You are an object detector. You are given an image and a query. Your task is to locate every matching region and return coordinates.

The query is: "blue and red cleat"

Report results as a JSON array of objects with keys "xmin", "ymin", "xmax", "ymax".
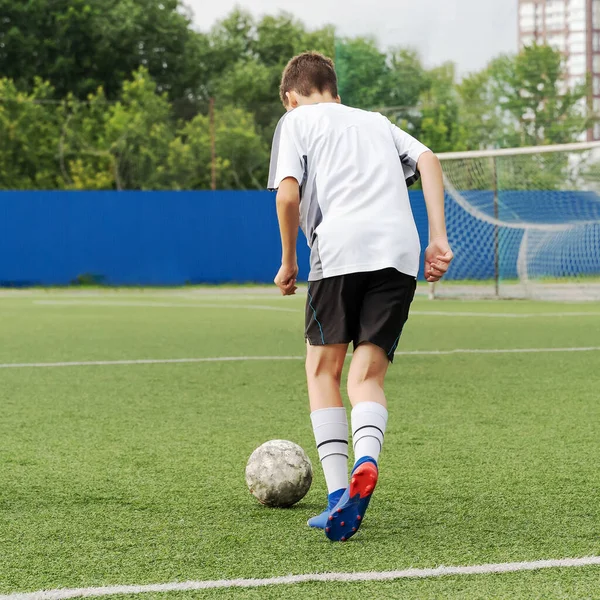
[
  {"xmin": 307, "ymin": 487, "xmax": 346, "ymax": 529},
  {"xmin": 324, "ymin": 456, "xmax": 378, "ymax": 542}
]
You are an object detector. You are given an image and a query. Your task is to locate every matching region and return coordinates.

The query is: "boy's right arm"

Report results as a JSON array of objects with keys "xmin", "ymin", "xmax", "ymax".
[
  {"xmin": 417, "ymin": 151, "xmax": 453, "ymax": 282},
  {"xmin": 267, "ymin": 114, "xmax": 305, "ymax": 295}
]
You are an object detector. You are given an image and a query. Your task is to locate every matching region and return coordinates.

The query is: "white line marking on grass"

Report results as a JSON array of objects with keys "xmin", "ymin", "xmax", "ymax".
[
  {"xmin": 3, "ymin": 556, "xmax": 600, "ymax": 600},
  {"xmin": 33, "ymin": 301, "xmax": 600, "ymax": 318},
  {"xmin": 0, "ymin": 356, "xmax": 305, "ymax": 369},
  {"xmin": 0, "ymin": 289, "xmax": 286, "ymax": 299},
  {"xmin": 411, "ymin": 310, "xmax": 600, "ymax": 318},
  {"xmin": 396, "ymin": 346, "xmax": 600, "ymax": 356},
  {"xmin": 1, "ymin": 347, "xmax": 599, "ymax": 369},
  {"xmin": 33, "ymin": 300, "xmax": 300, "ymax": 313}
]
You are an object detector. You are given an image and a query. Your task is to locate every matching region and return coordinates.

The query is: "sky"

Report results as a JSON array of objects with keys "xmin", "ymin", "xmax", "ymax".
[{"xmin": 186, "ymin": 0, "xmax": 518, "ymax": 76}]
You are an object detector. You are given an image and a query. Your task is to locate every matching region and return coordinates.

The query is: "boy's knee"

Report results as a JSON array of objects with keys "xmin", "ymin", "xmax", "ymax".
[
  {"xmin": 346, "ymin": 372, "xmax": 385, "ymax": 403},
  {"xmin": 305, "ymin": 360, "xmax": 343, "ymax": 384},
  {"xmin": 348, "ymin": 364, "xmax": 384, "ymax": 385},
  {"xmin": 347, "ymin": 372, "xmax": 371, "ymax": 396},
  {"xmin": 347, "ymin": 345, "xmax": 388, "ymax": 393},
  {"xmin": 305, "ymin": 348, "xmax": 344, "ymax": 383}
]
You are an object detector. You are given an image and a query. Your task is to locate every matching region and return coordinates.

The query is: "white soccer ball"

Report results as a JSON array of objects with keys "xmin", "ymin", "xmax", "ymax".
[{"xmin": 245, "ymin": 439, "xmax": 313, "ymax": 508}]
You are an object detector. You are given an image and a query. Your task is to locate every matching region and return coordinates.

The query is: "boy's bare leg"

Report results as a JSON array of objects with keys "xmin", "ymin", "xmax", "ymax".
[
  {"xmin": 325, "ymin": 343, "xmax": 389, "ymax": 542},
  {"xmin": 305, "ymin": 343, "xmax": 350, "ymax": 529},
  {"xmin": 347, "ymin": 342, "xmax": 389, "ymax": 410},
  {"xmin": 348, "ymin": 342, "xmax": 389, "ymax": 466},
  {"xmin": 306, "ymin": 343, "xmax": 347, "ymax": 410}
]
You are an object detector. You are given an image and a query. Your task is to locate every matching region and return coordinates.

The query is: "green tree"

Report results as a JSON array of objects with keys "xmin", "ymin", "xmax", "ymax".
[
  {"xmin": 213, "ymin": 58, "xmax": 278, "ymax": 136},
  {"xmin": 457, "ymin": 70, "xmax": 503, "ymax": 150},
  {"xmin": 206, "ymin": 9, "xmax": 255, "ymax": 78},
  {"xmin": 454, "ymin": 44, "xmax": 593, "ymax": 190},
  {"xmin": 4, "ymin": 6, "xmax": 595, "ymax": 192},
  {"xmin": 61, "ymin": 68, "xmax": 173, "ymax": 190},
  {"xmin": 385, "ymin": 60, "xmax": 466, "ymax": 154},
  {"xmin": 417, "ymin": 63, "xmax": 466, "ymax": 153},
  {"xmin": 0, "ymin": 78, "xmax": 63, "ymax": 189},
  {"xmin": 0, "ymin": 0, "xmax": 206, "ymax": 101},
  {"xmin": 459, "ymin": 44, "xmax": 591, "ymax": 150},
  {"xmin": 209, "ymin": 10, "xmax": 335, "ymax": 137},
  {"xmin": 384, "ymin": 49, "xmax": 430, "ymax": 112},
  {"xmin": 335, "ymin": 37, "xmax": 390, "ymax": 109},
  {"xmin": 156, "ymin": 107, "xmax": 269, "ymax": 190},
  {"xmin": 497, "ymin": 44, "xmax": 590, "ymax": 145},
  {"xmin": 254, "ymin": 14, "xmax": 318, "ymax": 67}
]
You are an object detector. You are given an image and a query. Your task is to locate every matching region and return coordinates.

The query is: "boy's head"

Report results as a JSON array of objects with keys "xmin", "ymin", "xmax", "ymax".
[{"xmin": 280, "ymin": 52, "xmax": 340, "ymax": 110}]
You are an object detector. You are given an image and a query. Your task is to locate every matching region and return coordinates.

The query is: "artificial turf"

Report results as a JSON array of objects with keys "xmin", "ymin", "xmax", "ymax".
[{"xmin": 1, "ymin": 289, "xmax": 599, "ymax": 599}]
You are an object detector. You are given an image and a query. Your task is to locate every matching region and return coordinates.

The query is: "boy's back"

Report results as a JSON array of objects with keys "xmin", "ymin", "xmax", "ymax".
[{"xmin": 268, "ymin": 102, "xmax": 429, "ymax": 281}]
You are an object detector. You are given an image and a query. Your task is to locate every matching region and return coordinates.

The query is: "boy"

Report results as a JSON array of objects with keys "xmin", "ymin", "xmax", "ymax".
[{"xmin": 267, "ymin": 52, "xmax": 453, "ymax": 542}]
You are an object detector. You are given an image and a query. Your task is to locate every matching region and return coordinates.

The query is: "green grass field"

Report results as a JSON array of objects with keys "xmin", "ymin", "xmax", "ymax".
[{"xmin": 1, "ymin": 289, "xmax": 600, "ymax": 599}]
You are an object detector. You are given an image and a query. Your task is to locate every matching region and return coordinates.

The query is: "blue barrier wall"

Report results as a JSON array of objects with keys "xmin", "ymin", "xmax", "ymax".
[
  {"xmin": 0, "ymin": 191, "xmax": 311, "ymax": 286},
  {"xmin": 0, "ymin": 191, "xmax": 432, "ymax": 286},
  {"xmin": 1, "ymin": 190, "xmax": 597, "ymax": 286}
]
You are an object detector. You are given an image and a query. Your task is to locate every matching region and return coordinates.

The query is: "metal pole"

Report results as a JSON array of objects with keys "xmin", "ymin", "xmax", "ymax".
[
  {"xmin": 586, "ymin": 0, "xmax": 594, "ymax": 141},
  {"xmin": 209, "ymin": 97, "xmax": 217, "ymax": 191},
  {"xmin": 491, "ymin": 156, "xmax": 500, "ymax": 297}
]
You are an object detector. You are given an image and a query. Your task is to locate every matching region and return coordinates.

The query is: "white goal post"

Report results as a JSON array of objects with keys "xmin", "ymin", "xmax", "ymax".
[{"xmin": 430, "ymin": 141, "xmax": 600, "ymax": 301}]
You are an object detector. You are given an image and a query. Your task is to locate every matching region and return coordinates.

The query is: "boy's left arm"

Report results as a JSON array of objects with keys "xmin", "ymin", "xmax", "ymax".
[
  {"xmin": 274, "ymin": 177, "xmax": 300, "ymax": 295},
  {"xmin": 387, "ymin": 119, "xmax": 453, "ymax": 281},
  {"xmin": 417, "ymin": 151, "xmax": 454, "ymax": 282}
]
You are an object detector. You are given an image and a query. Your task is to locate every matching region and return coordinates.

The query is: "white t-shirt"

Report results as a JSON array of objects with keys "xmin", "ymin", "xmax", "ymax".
[{"xmin": 267, "ymin": 103, "xmax": 430, "ymax": 281}]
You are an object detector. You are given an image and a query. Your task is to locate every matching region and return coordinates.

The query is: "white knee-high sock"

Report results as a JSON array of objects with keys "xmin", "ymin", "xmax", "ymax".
[
  {"xmin": 351, "ymin": 401, "xmax": 388, "ymax": 464},
  {"xmin": 310, "ymin": 407, "xmax": 349, "ymax": 494}
]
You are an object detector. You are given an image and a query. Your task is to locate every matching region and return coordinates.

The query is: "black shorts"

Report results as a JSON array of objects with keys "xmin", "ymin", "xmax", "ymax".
[{"xmin": 305, "ymin": 268, "xmax": 417, "ymax": 362}]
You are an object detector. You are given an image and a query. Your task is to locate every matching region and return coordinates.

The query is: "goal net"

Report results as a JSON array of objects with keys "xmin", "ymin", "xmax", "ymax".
[{"xmin": 431, "ymin": 141, "xmax": 600, "ymax": 301}]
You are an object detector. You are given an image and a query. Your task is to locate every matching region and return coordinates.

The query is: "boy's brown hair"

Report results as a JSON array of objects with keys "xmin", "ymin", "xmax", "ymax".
[{"xmin": 279, "ymin": 52, "xmax": 338, "ymax": 105}]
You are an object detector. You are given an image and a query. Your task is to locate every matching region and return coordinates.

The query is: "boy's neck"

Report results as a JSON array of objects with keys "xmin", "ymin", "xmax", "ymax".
[
  {"xmin": 296, "ymin": 92, "xmax": 340, "ymax": 107},
  {"xmin": 284, "ymin": 90, "xmax": 341, "ymax": 111},
  {"xmin": 304, "ymin": 92, "xmax": 337, "ymax": 103}
]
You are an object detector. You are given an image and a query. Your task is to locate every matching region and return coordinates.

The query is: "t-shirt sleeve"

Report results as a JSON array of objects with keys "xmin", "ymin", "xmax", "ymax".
[
  {"xmin": 388, "ymin": 121, "xmax": 431, "ymax": 187},
  {"xmin": 267, "ymin": 115, "xmax": 305, "ymax": 191}
]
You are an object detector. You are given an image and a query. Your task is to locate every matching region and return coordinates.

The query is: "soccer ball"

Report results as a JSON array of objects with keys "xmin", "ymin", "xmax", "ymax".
[{"xmin": 245, "ymin": 440, "xmax": 313, "ymax": 508}]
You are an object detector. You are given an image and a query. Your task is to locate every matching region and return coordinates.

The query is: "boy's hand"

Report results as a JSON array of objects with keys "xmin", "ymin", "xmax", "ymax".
[
  {"xmin": 274, "ymin": 262, "xmax": 299, "ymax": 295},
  {"xmin": 425, "ymin": 238, "xmax": 453, "ymax": 282}
]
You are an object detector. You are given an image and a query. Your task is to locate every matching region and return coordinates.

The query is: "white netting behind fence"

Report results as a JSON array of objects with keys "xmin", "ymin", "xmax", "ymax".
[{"xmin": 433, "ymin": 142, "xmax": 600, "ymax": 301}]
